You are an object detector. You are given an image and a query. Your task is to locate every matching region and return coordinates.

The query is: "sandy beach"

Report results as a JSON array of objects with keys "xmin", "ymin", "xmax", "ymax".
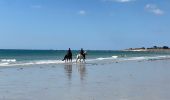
[
  {"xmin": 1, "ymin": 0, "xmax": 170, "ymax": 99},
  {"xmin": 0, "ymin": 60, "xmax": 170, "ymax": 100}
]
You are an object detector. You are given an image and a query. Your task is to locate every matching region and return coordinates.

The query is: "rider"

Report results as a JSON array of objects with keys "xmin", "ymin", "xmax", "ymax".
[
  {"xmin": 80, "ymin": 48, "xmax": 85, "ymax": 59},
  {"xmin": 67, "ymin": 48, "xmax": 72, "ymax": 60},
  {"xmin": 67, "ymin": 48, "xmax": 72, "ymax": 55},
  {"xmin": 62, "ymin": 48, "xmax": 72, "ymax": 61}
]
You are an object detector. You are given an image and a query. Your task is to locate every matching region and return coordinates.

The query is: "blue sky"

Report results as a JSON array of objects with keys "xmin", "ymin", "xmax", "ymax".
[{"xmin": 0, "ymin": 0, "xmax": 170, "ymax": 50}]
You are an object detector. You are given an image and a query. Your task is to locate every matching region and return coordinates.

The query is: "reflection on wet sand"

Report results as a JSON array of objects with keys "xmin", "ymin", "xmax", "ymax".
[
  {"xmin": 64, "ymin": 63, "xmax": 72, "ymax": 80},
  {"xmin": 64, "ymin": 63, "xmax": 87, "ymax": 81},
  {"xmin": 1, "ymin": 61, "xmax": 170, "ymax": 100},
  {"xmin": 76, "ymin": 63, "xmax": 86, "ymax": 81}
]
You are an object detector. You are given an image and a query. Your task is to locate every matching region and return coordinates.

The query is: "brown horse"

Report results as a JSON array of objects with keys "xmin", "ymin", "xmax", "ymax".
[{"xmin": 62, "ymin": 54, "xmax": 72, "ymax": 62}]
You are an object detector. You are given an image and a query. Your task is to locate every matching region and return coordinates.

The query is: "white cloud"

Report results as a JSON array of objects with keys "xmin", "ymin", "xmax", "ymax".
[
  {"xmin": 78, "ymin": 10, "xmax": 86, "ymax": 15},
  {"xmin": 103, "ymin": 0, "xmax": 135, "ymax": 3},
  {"xmin": 31, "ymin": 5, "xmax": 42, "ymax": 9},
  {"xmin": 145, "ymin": 4, "xmax": 164, "ymax": 15}
]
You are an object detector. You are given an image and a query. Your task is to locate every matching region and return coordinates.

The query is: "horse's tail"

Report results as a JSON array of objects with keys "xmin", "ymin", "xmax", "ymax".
[
  {"xmin": 62, "ymin": 57, "xmax": 65, "ymax": 61},
  {"xmin": 62, "ymin": 58, "xmax": 65, "ymax": 61},
  {"xmin": 62, "ymin": 55, "xmax": 67, "ymax": 61}
]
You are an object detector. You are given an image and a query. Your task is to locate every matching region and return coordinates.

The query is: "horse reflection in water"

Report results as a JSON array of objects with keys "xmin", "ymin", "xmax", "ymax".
[
  {"xmin": 64, "ymin": 63, "xmax": 86, "ymax": 81},
  {"xmin": 76, "ymin": 63, "xmax": 86, "ymax": 80},
  {"xmin": 64, "ymin": 64, "xmax": 72, "ymax": 81}
]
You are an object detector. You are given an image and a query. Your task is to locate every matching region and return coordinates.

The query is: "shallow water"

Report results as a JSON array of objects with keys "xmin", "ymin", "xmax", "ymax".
[
  {"xmin": 1, "ymin": 49, "xmax": 170, "ymax": 66},
  {"xmin": 0, "ymin": 60, "xmax": 170, "ymax": 100}
]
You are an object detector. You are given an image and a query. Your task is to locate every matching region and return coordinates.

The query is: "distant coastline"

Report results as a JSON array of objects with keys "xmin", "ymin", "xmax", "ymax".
[{"xmin": 124, "ymin": 46, "xmax": 170, "ymax": 51}]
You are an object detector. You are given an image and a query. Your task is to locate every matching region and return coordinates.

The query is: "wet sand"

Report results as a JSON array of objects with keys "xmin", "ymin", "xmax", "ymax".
[{"xmin": 0, "ymin": 60, "xmax": 170, "ymax": 100}]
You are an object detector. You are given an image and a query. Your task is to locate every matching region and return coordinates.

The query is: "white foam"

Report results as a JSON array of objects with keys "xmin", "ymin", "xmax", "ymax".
[
  {"xmin": 146, "ymin": 55, "xmax": 170, "ymax": 60},
  {"xmin": 1, "ymin": 59, "xmax": 16, "ymax": 62},
  {"xmin": 97, "ymin": 57, "xmax": 112, "ymax": 60},
  {"xmin": 97, "ymin": 56, "xmax": 118, "ymax": 60},
  {"xmin": 0, "ymin": 55, "xmax": 170, "ymax": 67},
  {"xmin": 0, "ymin": 62, "xmax": 10, "ymax": 66},
  {"xmin": 0, "ymin": 59, "xmax": 84, "ymax": 67},
  {"xmin": 0, "ymin": 59, "xmax": 65, "ymax": 67},
  {"xmin": 112, "ymin": 56, "xmax": 118, "ymax": 58},
  {"xmin": 123, "ymin": 57, "xmax": 146, "ymax": 61},
  {"xmin": 119, "ymin": 55, "xmax": 170, "ymax": 62}
]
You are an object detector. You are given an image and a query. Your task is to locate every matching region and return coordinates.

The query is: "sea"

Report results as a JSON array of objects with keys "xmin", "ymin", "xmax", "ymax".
[{"xmin": 0, "ymin": 49, "xmax": 170, "ymax": 66}]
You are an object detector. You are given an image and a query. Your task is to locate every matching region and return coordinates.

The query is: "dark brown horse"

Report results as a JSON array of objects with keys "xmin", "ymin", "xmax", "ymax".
[{"xmin": 62, "ymin": 54, "xmax": 72, "ymax": 62}]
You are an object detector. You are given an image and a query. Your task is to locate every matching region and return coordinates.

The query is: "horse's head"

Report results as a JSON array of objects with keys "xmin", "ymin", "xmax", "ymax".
[{"xmin": 84, "ymin": 51, "xmax": 87, "ymax": 55}]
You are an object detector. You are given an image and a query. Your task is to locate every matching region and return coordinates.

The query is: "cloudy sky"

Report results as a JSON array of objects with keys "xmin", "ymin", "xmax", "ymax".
[{"xmin": 0, "ymin": 0, "xmax": 169, "ymax": 50}]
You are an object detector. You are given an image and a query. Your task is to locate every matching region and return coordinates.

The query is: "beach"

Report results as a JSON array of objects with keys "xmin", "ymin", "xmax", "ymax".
[
  {"xmin": 1, "ymin": 0, "xmax": 170, "ymax": 99},
  {"xmin": 0, "ymin": 60, "xmax": 170, "ymax": 100}
]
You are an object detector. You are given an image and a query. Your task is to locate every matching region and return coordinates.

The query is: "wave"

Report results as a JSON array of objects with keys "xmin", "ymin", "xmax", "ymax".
[
  {"xmin": 119, "ymin": 55, "xmax": 170, "ymax": 62},
  {"xmin": 96, "ymin": 55, "xmax": 170, "ymax": 62},
  {"xmin": 0, "ymin": 55, "xmax": 170, "ymax": 67},
  {"xmin": 0, "ymin": 60, "xmax": 66, "ymax": 67},
  {"xmin": 0, "ymin": 59, "xmax": 89, "ymax": 66},
  {"xmin": 97, "ymin": 56, "xmax": 118, "ymax": 60},
  {"xmin": 1, "ymin": 59, "xmax": 16, "ymax": 62}
]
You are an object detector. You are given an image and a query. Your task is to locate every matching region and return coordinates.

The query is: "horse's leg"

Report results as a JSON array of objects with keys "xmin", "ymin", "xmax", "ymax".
[
  {"xmin": 82, "ymin": 58, "xmax": 84, "ymax": 63},
  {"xmin": 83, "ymin": 58, "xmax": 85, "ymax": 63},
  {"xmin": 62, "ymin": 55, "xmax": 66, "ymax": 61},
  {"xmin": 76, "ymin": 56, "xmax": 78, "ymax": 63},
  {"xmin": 79, "ymin": 58, "xmax": 81, "ymax": 62},
  {"xmin": 68, "ymin": 56, "xmax": 71, "ymax": 62},
  {"xmin": 80, "ymin": 56, "xmax": 83, "ymax": 63},
  {"xmin": 76, "ymin": 55, "xmax": 79, "ymax": 63}
]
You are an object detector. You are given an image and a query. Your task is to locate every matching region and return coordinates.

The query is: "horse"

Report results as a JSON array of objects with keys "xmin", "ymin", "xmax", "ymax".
[
  {"xmin": 76, "ymin": 52, "xmax": 87, "ymax": 63},
  {"xmin": 62, "ymin": 54, "xmax": 72, "ymax": 62}
]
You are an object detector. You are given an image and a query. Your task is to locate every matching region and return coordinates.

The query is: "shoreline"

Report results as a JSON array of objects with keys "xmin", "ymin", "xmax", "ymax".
[{"xmin": 0, "ymin": 56, "xmax": 170, "ymax": 69}]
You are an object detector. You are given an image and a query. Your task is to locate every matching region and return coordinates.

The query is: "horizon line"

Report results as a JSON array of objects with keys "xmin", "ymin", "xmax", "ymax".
[{"xmin": 0, "ymin": 49, "xmax": 121, "ymax": 51}]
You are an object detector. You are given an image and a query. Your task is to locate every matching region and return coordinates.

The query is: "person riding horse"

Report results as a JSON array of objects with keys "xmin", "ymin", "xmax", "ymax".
[
  {"xmin": 62, "ymin": 48, "xmax": 72, "ymax": 62},
  {"xmin": 76, "ymin": 48, "xmax": 87, "ymax": 63},
  {"xmin": 80, "ymin": 48, "xmax": 86, "ymax": 59}
]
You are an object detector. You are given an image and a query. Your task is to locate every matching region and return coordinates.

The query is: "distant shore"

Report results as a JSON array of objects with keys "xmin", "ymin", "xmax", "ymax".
[
  {"xmin": 124, "ymin": 46, "xmax": 170, "ymax": 52},
  {"xmin": 124, "ymin": 49, "xmax": 170, "ymax": 52}
]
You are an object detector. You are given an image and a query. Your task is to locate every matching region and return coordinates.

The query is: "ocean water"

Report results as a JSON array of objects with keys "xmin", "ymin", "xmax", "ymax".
[{"xmin": 0, "ymin": 49, "xmax": 170, "ymax": 66}]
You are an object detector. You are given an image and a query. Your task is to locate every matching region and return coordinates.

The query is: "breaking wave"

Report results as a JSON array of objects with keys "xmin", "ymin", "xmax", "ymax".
[
  {"xmin": 1, "ymin": 59, "xmax": 16, "ymax": 62},
  {"xmin": 0, "ymin": 55, "xmax": 170, "ymax": 67}
]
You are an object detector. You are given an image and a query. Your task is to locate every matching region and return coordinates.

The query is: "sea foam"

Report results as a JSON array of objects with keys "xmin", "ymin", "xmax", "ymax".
[
  {"xmin": 1, "ymin": 59, "xmax": 16, "ymax": 62},
  {"xmin": 0, "ymin": 55, "xmax": 170, "ymax": 67}
]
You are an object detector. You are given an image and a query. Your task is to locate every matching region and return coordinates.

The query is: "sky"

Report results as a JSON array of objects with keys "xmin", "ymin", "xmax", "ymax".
[{"xmin": 0, "ymin": 0, "xmax": 170, "ymax": 50}]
